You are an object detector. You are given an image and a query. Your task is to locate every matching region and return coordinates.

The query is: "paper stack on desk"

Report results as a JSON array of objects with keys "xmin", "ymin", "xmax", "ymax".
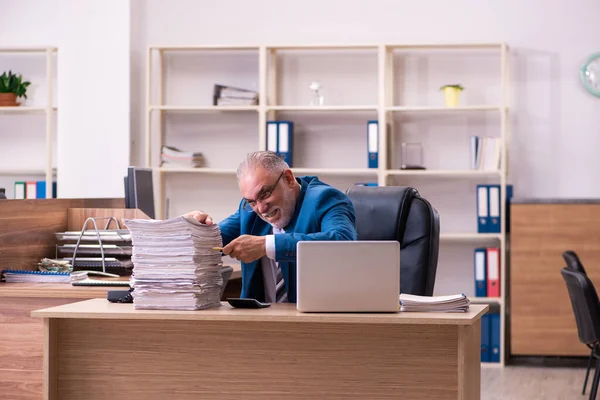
[
  {"xmin": 123, "ymin": 216, "xmax": 224, "ymax": 311},
  {"xmin": 399, "ymin": 293, "xmax": 470, "ymax": 312}
]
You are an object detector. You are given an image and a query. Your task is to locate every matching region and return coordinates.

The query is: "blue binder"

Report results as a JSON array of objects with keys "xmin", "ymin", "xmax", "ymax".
[
  {"xmin": 489, "ymin": 312, "xmax": 501, "ymax": 362},
  {"xmin": 367, "ymin": 120, "xmax": 378, "ymax": 168},
  {"xmin": 474, "ymin": 247, "xmax": 487, "ymax": 297},
  {"xmin": 481, "ymin": 313, "xmax": 490, "ymax": 362},
  {"xmin": 36, "ymin": 181, "xmax": 46, "ymax": 199},
  {"xmin": 506, "ymin": 184, "xmax": 514, "ymax": 233},
  {"xmin": 476, "ymin": 184, "xmax": 490, "ymax": 233},
  {"xmin": 488, "ymin": 184, "xmax": 501, "ymax": 233},
  {"xmin": 266, "ymin": 121, "xmax": 278, "ymax": 153},
  {"xmin": 277, "ymin": 121, "xmax": 293, "ymax": 167}
]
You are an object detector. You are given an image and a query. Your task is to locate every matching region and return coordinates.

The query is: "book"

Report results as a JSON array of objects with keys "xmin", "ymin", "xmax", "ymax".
[{"xmin": 1, "ymin": 269, "xmax": 71, "ymax": 283}]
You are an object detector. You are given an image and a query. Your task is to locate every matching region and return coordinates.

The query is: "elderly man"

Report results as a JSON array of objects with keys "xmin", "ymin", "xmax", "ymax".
[{"xmin": 185, "ymin": 150, "xmax": 357, "ymax": 303}]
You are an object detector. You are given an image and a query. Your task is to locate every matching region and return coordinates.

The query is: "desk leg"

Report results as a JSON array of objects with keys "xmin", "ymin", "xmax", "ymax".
[
  {"xmin": 43, "ymin": 318, "xmax": 58, "ymax": 400},
  {"xmin": 458, "ymin": 320, "xmax": 481, "ymax": 400}
]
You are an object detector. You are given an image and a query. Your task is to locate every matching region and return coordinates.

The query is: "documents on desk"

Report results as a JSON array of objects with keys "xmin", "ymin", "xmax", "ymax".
[
  {"xmin": 124, "ymin": 216, "xmax": 224, "ymax": 311},
  {"xmin": 399, "ymin": 293, "xmax": 470, "ymax": 312}
]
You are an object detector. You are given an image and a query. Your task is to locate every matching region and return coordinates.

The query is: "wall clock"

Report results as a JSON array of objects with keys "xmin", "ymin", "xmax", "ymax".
[{"xmin": 581, "ymin": 52, "xmax": 600, "ymax": 97}]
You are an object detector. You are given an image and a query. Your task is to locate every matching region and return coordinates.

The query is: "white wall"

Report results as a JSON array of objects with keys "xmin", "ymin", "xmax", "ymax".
[
  {"xmin": 56, "ymin": 0, "xmax": 130, "ymax": 198},
  {"xmin": 133, "ymin": 0, "xmax": 600, "ymax": 199}
]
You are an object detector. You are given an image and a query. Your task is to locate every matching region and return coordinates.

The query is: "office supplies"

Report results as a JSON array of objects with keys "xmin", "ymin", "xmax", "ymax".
[
  {"xmin": 2, "ymin": 269, "xmax": 71, "ymax": 283},
  {"xmin": 486, "ymin": 247, "xmax": 500, "ymax": 297},
  {"xmin": 226, "ymin": 298, "xmax": 271, "ymax": 309},
  {"xmin": 211, "ymin": 247, "xmax": 223, "ymax": 251},
  {"xmin": 476, "ymin": 184, "xmax": 489, "ymax": 233},
  {"xmin": 296, "ymin": 241, "xmax": 400, "ymax": 312},
  {"xmin": 489, "ymin": 311, "xmax": 501, "ymax": 362},
  {"xmin": 474, "ymin": 248, "xmax": 487, "ymax": 297},
  {"xmin": 72, "ymin": 278, "xmax": 131, "ymax": 287},
  {"xmin": 367, "ymin": 120, "xmax": 378, "ymax": 168},
  {"xmin": 107, "ymin": 289, "xmax": 134, "ymax": 303},
  {"xmin": 399, "ymin": 293, "xmax": 470, "ymax": 312},
  {"xmin": 277, "ymin": 121, "xmax": 293, "ymax": 166},
  {"xmin": 481, "ymin": 312, "xmax": 490, "ymax": 362},
  {"xmin": 14, "ymin": 181, "xmax": 25, "ymax": 199},
  {"xmin": 266, "ymin": 121, "xmax": 278, "ymax": 152}
]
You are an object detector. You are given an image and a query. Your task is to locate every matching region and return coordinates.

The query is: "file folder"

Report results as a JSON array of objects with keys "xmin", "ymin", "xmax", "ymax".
[
  {"xmin": 367, "ymin": 120, "xmax": 378, "ymax": 168},
  {"xmin": 489, "ymin": 185, "xmax": 500, "ymax": 233},
  {"xmin": 14, "ymin": 181, "xmax": 25, "ymax": 199},
  {"xmin": 474, "ymin": 248, "xmax": 487, "ymax": 297},
  {"xmin": 476, "ymin": 185, "xmax": 489, "ymax": 233},
  {"xmin": 486, "ymin": 247, "xmax": 500, "ymax": 297},
  {"xmin": 25, "ymin": 181, "xmax": 37, "ymax": 199},
  {"xmin": 481, "ymin": 313, "xmax": 490, "ymax": 362},
  {"xmin": 506, "ymin": 184, "xmax": 513, "ymax": 233},
  {"xmin": 266, "ymin": 121, "xmax": 278, "ymax": 153},
  {"xmin": 277, "ymin": 121, "xmax": 293, "ymax": 167},
  {"xmin": 36, "ymin": 181, "xmax": 46, "ymax": 199},
  {"xmin": 489, "ymin": 312, "xmax": 501, "ymax": 362}
]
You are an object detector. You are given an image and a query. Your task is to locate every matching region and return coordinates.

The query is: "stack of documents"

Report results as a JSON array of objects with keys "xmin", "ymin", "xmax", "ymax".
[
  {"xmin": 213, "ymin": 84, "xmax": 258, "ymax": 106},
  {"xmin": 161, "ymin": 145, "xmax": 206, "ymax": 168},
  {"xmin": 399, "ymin": 293, "xmax": 470, "ymax": 312},
  {"xmin": 124, "ymin": 216, "xmax": 224, "ymax": 311}
]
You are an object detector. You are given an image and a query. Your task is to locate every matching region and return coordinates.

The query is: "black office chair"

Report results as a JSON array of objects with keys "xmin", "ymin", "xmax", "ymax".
[
  {"xmin": 563, "ymin": 250, "xmax": 594, "ymax": 394},
  {"xmin": 561, "ymin": 267, "xmax": 600, "ymax": 400},
  {"xmin": 345, "ymin": 186, "xmax": 440, "ymax": 296}
]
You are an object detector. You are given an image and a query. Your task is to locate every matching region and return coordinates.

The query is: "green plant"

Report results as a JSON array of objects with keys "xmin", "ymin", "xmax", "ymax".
[
  {"xmin": 0, "ymin": 70, "xmax": 31, "ymax": 99},
  {"xmin": 440, "ymin": 84, "xmax": 464, "ymax": 91}
]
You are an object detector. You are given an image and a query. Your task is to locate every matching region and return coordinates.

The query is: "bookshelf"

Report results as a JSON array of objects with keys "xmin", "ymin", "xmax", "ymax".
[
  {"xmin": 145, "ymin": 42, "xmax": 510, "ymax": 365},
  {"xmin": 0, "ymin": 46, "xmax": 57, "ymax": 199}
]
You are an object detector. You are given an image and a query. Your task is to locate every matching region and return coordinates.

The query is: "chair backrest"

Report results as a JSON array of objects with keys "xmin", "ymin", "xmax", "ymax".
[
  {"xmin": 345, "ymin": 186, "xmax": 440, "ymax": 296},
  {"xmin": 563, "ymin": 250, "xmax": 588, "ymax": 275},
  {"xmin": 560, "ymin": 267, "xmax": 600, "ymax": 345}
]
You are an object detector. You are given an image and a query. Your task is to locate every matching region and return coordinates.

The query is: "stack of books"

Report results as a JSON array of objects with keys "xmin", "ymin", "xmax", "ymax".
[
  {"xmin": 399, "ymin": 293, "xmax": 470, "ymax": 312},
  {"xmin": 161, "ymin": 145, "xmax": 206, "ymax": 168},
  {"xmin": 124, "ymin": 216, "xmax": 225, "ymax": 310},
  {"xmin": 213, "ymin": 84, "xmax": 258, "ymax": 106}
]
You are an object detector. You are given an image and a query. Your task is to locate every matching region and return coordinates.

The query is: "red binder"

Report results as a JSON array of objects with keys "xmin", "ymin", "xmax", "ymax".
[{"xmin": 487, "ymin": 247, "xmax": 500, "ymax": 297}]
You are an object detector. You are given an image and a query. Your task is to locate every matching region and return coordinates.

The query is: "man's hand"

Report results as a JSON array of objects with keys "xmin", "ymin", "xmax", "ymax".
[
  {"xmin": 183, "ymin": 210, "xmax": 214, "ymax": 226},
  {"xmin": 223, "ymin": 235, "xmax": 266, "ymax": 263}
]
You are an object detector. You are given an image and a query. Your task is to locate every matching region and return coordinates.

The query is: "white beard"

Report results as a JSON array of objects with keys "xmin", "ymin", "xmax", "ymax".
[{"xmin": 258, "ymin": 187, "xmax": 296, "ymax": 230}]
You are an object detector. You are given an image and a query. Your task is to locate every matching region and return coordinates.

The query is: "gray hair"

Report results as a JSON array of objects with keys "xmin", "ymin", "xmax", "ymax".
[{"xmin": 236, "ymin": 151, "xmax": 289, "ymax": 180}]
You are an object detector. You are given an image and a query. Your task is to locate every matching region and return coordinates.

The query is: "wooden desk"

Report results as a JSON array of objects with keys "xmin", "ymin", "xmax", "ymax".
[
  {"xmin": 0, "ymin": 284, "xmax": 114, "ymax": 399},
  {"xmin": 32, "ymin": 299, "xmax": 487, "ymax": 400}
]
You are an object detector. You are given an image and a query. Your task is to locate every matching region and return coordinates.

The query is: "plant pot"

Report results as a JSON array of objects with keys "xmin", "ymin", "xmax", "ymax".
[
  {"xmin": 442, "ymin": 87, "xmax": 461, "ymax": 107},
  {"xmin": 0, "ymin": 93, "xmax": 18, "ymax": 107}
]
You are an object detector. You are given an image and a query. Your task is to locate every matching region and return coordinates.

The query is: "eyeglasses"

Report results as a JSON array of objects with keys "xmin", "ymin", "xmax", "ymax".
[{"xmin": 242, "ymin": 171, "xmax": 285, "ymax": 212}]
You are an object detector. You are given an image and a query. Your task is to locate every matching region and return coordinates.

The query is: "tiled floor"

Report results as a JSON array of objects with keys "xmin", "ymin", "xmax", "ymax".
[{"xmin": 482, "ymin": 366, "xmax": 590, "ymax": 399}]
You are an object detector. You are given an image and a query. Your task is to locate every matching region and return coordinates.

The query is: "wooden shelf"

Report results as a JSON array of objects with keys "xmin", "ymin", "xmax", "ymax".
[
  {"xmin": 155, "ymin": 167, "xmax": 236, "ymax": 174},
  {"xmin": 291, "ymin": 168, "xmax": 377, "ymax": 176},
  {"xmin": 0, "ymin": 106, "xmax": 56, "ymax": 113},
  {"xmin": 470, "ymin": 297, "xmax": 503, "ymax": 305},
  {"xmin": 388, "ymin": 43, "xmax": 506, "ymax": 50},
  {"xmin": 386, "ymin": 169, "xmax": 501, "ymax": 177},
  {"xmin": 151, "ymin": 45, "xmax": 259, "ymax": 51},
  {"xmin": 387, "ymin": 105, "xmax": 504, "ymax": 112},
  {"xmin": 0, "ymin": 168, "xmax": 55, "ymax": 176},
  {"xmin": 266, "ymin": 105, "xmax": 377, "ymax": 112},
  {"xmin": 150, "ymin": 105, "xmax": 258, "ymax": 112},
  {"xmin": 440, "ymin": 233, "xmax": 502, "ymax": 241},
  {"xmin": 0, "ymin": 46, "xmax": 57, "ymax": 54}
]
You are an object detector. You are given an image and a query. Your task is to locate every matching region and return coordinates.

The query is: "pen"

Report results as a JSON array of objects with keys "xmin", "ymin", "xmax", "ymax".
[{"xmin": 211, "ymin": 247, "xmax": 224, "ymax": 251}]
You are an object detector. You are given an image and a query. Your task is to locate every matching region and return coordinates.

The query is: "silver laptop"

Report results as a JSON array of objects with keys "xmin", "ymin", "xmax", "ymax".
[{"xmin": 296, "ymin": 241, "xmax": 400, "ymax": 313}]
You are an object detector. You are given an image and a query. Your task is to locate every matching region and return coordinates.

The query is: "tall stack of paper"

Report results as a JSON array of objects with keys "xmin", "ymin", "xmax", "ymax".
[
  {"xmin": 124, "ymin": 216, "xmax": 224, "ymax": 311},
  {"xmin": 399, "ymin": 293, "xmax": 470, "ymax": 312}
]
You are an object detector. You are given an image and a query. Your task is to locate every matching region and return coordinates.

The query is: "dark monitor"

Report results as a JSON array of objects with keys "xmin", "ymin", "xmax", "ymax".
[{"xmin": 126, "ymin": 167, "xmax": 155, "ymax": 219}]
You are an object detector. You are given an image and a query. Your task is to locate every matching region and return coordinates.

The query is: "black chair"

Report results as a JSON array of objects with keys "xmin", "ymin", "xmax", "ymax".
[
  {"xmin": 561, "ymin": 267, "xmax": 600, "ymax": 400},
  {"xmin": 563, "ymin": 250, "xmax": 594, "ymax": 394},
  {"xmin": 345, "ymin": 186, "xmax": 440, "ymax": 296}
]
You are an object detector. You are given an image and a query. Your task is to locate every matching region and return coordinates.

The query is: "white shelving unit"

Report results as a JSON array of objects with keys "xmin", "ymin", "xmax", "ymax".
[
  {"xmin": 146, "ymin": 42, "xmax": 510, "ymax": 365},
  {"xmin": 0, "ymin": 46, "xmax": 57, "ymax": 199}
]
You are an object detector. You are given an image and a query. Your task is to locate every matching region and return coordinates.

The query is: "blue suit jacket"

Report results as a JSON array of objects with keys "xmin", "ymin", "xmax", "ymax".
[{"xmin": 218, "ymin": 176, "xmax": 357, "ymax": 302}]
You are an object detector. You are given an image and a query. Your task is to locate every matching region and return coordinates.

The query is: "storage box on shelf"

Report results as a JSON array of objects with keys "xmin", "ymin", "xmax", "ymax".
[
  {"xmin": 0, "ymin": 47, "xmax": 57, "ymax": 199},
  {"xmin": 145, "ymin": 43, "xmax": 511, "ymax": 366}
]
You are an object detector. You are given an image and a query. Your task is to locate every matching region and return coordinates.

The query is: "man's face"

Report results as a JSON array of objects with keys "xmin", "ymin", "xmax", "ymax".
[{"xmin": 239, "ymin": 166, "xmax": 296, "ymax": 229}]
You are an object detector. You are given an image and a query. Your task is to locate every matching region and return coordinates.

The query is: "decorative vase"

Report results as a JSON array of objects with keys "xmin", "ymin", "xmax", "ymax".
[
  {"xmin": 442, "ymin": 87, "xmax": 461, "ymax": 107},
  {"xmin": 0, "ymin": 93, "xmax": 18, "ymax": 107}
]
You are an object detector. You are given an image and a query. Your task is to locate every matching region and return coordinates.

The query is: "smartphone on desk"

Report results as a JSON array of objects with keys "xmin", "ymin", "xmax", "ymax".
[{"xmin": 226, "ymin": 298, "xmax": 271, "ymax": 309}]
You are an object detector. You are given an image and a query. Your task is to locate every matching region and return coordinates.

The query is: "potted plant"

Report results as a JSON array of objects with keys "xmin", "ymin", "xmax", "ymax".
[
  {"xmin": 0, "ymin": 70, "xmax": 31, "ymax": 107},
  {"xmin": 440, "ymin": 84, "xmax": 464, "ymax": 107}
]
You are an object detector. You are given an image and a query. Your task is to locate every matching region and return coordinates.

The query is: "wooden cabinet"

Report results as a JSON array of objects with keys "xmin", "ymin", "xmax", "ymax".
[{"xmin": 510, "ymin": 200, "xmax": 600, "ymax": 356}]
